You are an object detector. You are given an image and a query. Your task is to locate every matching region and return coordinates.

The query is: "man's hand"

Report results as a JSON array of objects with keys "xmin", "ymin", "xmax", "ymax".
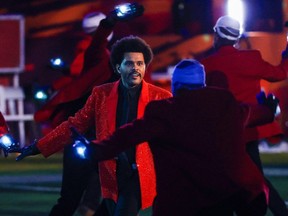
[
  {"xmin": 0, "ymin": 134, "xmax": 20, "ymax": 157},
  {"xmin": 16, "ymin": 140, "xmax": 40, "ymax": 161},
  {"xmin": 70, "ymin": 127, "xmax": 89, "ymax": 145},
  {"xmin": 70, "ymin": 127, "xmax": 92, "ymax": 160},
  {"xmin": 256, "ymin": 91, "xmax": 280, "ymax": 116}
]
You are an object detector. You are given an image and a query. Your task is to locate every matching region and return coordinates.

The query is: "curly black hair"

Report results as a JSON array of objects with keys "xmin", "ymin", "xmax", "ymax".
[{"xmin": 110, "ymin": 35, "xmax": 153, "ymax": 72}]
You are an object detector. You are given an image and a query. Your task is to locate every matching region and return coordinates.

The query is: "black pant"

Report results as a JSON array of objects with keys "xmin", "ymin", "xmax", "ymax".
[
  {"xmin": 49, "ymin": 144, "xmax": 101, "ymax": 216},
  {"xmin": 96, "ymin": 155, "xmax": 141, "ymax": 216},
  {"xmin": 246, "ymin": 140, "xmax": 288, "ymax": 216},
  {"xmin": 94, "ymin": 170, "xmax": 141, "ymax": 216},
  {"xmin": 115, "ymin": 170, "xmax": 141, "ymax": 216}
]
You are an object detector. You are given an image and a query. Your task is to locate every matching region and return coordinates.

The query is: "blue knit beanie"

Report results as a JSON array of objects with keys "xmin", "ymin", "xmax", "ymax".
[{"xmin": 171, "ymin": 59, "xmax": 205, "ymax": 95}]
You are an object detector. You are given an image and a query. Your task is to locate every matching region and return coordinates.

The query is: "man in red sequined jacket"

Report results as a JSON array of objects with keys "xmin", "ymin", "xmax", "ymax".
[{"xmin": 17, "ymin": 36, "xmax": 172, "ymax": 216}]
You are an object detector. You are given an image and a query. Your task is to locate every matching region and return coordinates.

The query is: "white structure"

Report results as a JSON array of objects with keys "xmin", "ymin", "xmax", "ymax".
[
  {"xmin": 0, "ymin": 86, "xmax": 33, "ymax": 145},
  {"xmin": 0, "ymin": 15, "xmax": 34, "ymax": 146}
]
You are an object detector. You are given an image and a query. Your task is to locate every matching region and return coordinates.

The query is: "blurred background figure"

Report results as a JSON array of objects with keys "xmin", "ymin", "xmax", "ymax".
[{"xmin": 200, "ymin": 15, "xmax": 288, "ymax": 216}]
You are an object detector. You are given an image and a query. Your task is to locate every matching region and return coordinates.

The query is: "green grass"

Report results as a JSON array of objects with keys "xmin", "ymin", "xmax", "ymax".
[
  {"xmin": 260, "ymin": 153, "xmax": 288, "ymax": 216},
  {"xmin": 0, "ymin": 153, "xmax": 152, "ymax": 216},
  {"xmin": 261, "ymin": 153, "xmax": 288, "ymax": 167},
  {"xmin": 0, "ymin": 190, "xmax": 59, "ymax": 216},
  {"xmin": 0, "ymin": 154, "xmax": 63, "ymax": 175},
  {"xmin": 0, "ymin": 153, "xmax": 63, "ymax": 216},
  {"xmin": 0, "ymin": 153, "xmax": 287, "ymax": 216}
]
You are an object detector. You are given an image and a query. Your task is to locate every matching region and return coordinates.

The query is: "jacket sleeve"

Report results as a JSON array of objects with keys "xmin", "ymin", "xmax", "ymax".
[
  {"xmin": 36, "ymin": 88, "xmax": 97, "ymax": 157},
  {"xmin": 251, "ymin": 50, "xmax": 288, "ymax": 82},
  {"xmin": 241, "ymin": 103, "xmax": 274, "ymax": 128},
  {"xmin": 91, "ymin": 100, "xmax": 168, "ymax": 161},
  {"xmin": 82, "ymin": 20, "xmax": 113, "ymax": 73}
]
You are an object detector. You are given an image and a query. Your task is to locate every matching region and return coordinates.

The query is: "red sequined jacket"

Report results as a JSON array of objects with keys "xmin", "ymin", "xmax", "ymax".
[{"xmin": 36, "ymin": 80, "xmax": 172, "ymax": 209}]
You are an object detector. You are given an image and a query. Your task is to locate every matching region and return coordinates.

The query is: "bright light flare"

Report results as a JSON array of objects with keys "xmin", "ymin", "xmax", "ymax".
[
  {"xmin": 34, "ymin": 90, "xmax": 48, "ymax": 100},
  {"xmin": 0, "ymin": 134, "xmax": 14, "ymax": 149},
  {"xmin": 115, "ymin": 4, "xmax": 131, "ymax": 17},
  {"xmin": 73, "ymin": 141, "xmax": 87, "ymax": 159},
  {"xmin": 52, "ymin": 58, "xmax": 62, "ymax": 66},
  {"xmin": 227, "ymin": 0, "xmax": 244, "ymax": 34}
]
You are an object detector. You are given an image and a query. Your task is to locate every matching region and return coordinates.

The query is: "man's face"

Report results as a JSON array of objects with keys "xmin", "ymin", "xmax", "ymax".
[{"xmin": 116, "ymin": 52, "xmax": 146, "ymax": 88}]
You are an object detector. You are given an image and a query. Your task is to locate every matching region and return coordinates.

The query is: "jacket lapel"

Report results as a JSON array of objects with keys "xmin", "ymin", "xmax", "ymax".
[
  {"xmin": 106, "ymin": 80, "xmax": 120, "ymax": 134},
  {"xmin": 138, "ymin": 80, "xmax": 149, "ymax": 118}
]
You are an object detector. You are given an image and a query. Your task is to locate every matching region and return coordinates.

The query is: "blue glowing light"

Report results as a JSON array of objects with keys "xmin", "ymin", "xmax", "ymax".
[
  {"xmin": 115, "ymin": 4, "xmax": 131, "ymax": 17},
  {"xmin": 51, "ymin": 58, "xmax": 63, "ymax": 66},
  {"xmin": 0, "ymin": 134, "xmax": 14, "ymax": 149},
  {"xmin": 73, "ymin": 141, "xmax": 87, "ymax": 159},
  {"xmin": 34, "ymin": 90, "xmax": 48, "ymax": 100}
]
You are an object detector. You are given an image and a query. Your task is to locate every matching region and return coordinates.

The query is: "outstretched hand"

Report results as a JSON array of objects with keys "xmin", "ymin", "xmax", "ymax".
[
  {"xmin": 112, "ymin": 2, "xmax": 144, "ymax": 21},
  {"xmin": 256, "ymin": 91, "xmax": 280, "ymax": 116},
  {"xmin": 0, "ymin": 134, "xmax": 20, "ymax": 157},
  {"xmin": 104, "ymin": 2, "xmax": 144, "ymax": 27},
  {"xmin": 70, "ymin": 127, "xmax": 92, "ymax": 160},
  {"xmin": 70, "ymin": 127, "xmax": 89, "ymax": 145},
  {"xmin": 16, "ymin": 140, "xmax": 40, "ymax": 161}
]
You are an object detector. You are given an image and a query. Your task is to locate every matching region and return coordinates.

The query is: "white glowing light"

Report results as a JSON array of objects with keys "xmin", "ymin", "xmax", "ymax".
[
  {"xmin": 35, "ymin": 91, "xmax": 48, "ymax": 100},
  {"xmin": 227, "ymin": 0, "xmax": 244, "ymax": 34},
  {"xmin": 53, "ymin": 58, "xmax": 62, "ymax": 66},
  {"xmin": 73, "ymin": 141, "xmax": 87, "ymax": 159},
  {"xmin": 116, "ymin": 4, "xmax": 131, "ymax": 17},
  {"xmin": 275, "ymin": 104, "xmax": 281, "ymax": 117},
  {"xmin": 76, "ymin": 146, "xmax": 86, "ymax": 158},
  {"xmin": 0, "ymin": 135, "xmax": 13, "ymax": 148}
]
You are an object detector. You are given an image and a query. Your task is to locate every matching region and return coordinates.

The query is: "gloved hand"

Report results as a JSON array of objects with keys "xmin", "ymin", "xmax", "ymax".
[
  {"xmin": 16, "ymin": 140, "xmax": 40, "ymax": 161},
  {"xmin": 49, "ymin": 57, "xmax": 70, "ymax": 75},
  {"xmin": 0, "ymin": 111, "xmax": 20, "ymax": 157},
  {"xmin": 70, "ymin": 127, "xmax": 92, "ymax": 160},
  {"xmin": 0, "ymin": 134, "xmax": 20, "ymax": 157},
  {"xmin": 103, "ymin": 2, "xmax": 144, "ymax": 27},
  {"xmin": 111, "ymin": 2, "xmax": 144, "ymax": 21},
  {"xmin": 256, "ymin": 91, "xmax": 280, "ymax": 116}
]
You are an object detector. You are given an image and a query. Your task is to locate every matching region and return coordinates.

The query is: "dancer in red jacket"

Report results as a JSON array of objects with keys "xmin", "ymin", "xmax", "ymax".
[{"xmin": 200, "ymin": 15, "xmax": 288, "ymax": 216}]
